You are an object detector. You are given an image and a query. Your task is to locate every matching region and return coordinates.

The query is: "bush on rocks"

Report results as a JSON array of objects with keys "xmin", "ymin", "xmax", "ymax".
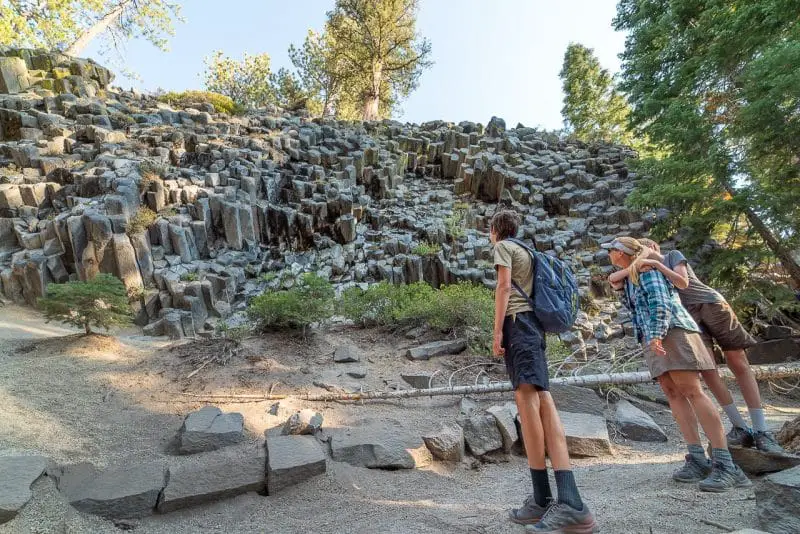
[
  {"xmin": 126, "ymin": 207, "xmax": 157, "ymax": 236},
  {"xmin": 38, "ymin": 274, "xmax": 132, "ymax": 335},
  {"xmin": 157, "ymin": 90, "xmax": 244, "ymax": 115},
  {"xmin": 247, "ymin": 273, "xmax": 334, "ymax": 334}
]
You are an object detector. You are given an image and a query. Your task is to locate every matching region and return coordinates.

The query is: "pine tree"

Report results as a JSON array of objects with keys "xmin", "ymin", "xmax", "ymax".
[{"xmin": 39, "ymin": 274, "xmax": 132, "ymax": 335}]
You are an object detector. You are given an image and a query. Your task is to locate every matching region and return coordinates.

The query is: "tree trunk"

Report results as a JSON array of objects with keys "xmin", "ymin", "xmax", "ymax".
[
  {"xmin": 64, "ymin": 0, "xmax": 134, "ymax": 57},
  {"xmin": 84, "ymin": 321, "xmax": 92, "ymax": 335},
  {"xmin": 722, "ymin": 183, "xmax": 800, "ymax": 287},
  {"xmin": 362, "ymin": 62, "xmax": 382, "ymax": 121}
]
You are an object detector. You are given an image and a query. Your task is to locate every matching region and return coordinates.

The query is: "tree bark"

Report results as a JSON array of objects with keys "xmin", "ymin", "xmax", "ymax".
[
  {"xmin": 362, "ymin": 62, "xmax": 382, "ymax": 121},
  {"xmin": 64, "ymin": 0, "xmax": 134, "ymax": 57},
  {"xmin": 722, "ymin": 183, "xmax": 800, "ymax": 287},
  {"xmin": 84, "ymin": 322, "xmax": 92, "ymax": 335}
]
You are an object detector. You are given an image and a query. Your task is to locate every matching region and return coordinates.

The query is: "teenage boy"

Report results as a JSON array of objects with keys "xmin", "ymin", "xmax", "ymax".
[
  {"xmin": 491, "ymin": 210, "xmax": 598, "ymax": 533},
  {"xmin": 608, "ymin": 239, "xmax": 785, "ymax": 453}
]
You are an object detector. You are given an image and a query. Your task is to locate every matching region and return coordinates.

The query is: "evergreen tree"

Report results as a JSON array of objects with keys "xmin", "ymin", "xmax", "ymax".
[{"xmin": 39, "ymin": 274, "xmax": 132, "ymax": 335}]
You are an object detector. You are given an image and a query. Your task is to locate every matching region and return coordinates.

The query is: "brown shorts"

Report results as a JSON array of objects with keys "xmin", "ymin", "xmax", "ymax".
[
  {"xmin": 685, "ymin": 301, "xmax": 757, "ymax": 352},
  {"xmin": 645, "ymin": 327, "xmax": 717, "ymax": 378}
]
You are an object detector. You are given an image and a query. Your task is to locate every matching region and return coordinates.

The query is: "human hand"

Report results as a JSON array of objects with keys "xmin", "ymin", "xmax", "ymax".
[
  {"xmin": 649, "ymin": 338, "xmax": 666, "ymax": 356},
  {"xmin": 493, "ymin": 332, "xmax": 505, "ymax": 357}
]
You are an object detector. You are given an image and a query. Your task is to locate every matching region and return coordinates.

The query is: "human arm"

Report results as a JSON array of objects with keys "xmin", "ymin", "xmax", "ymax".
[
  {"xmin": 493, "ymin": 265, "xmax": 512, "ymax": 357},
  {"xmin": 608, "ymin": 267, "xmax": 630, "ymax": 290},
  {"xmin": 637, "ymin": 258, "xmax": 689, "ymax": 289}
]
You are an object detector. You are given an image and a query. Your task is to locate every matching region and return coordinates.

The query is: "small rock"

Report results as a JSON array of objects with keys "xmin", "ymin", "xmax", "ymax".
[
  {"xmin": 334, "ymin": 345, "xmax": 362, "ymax": 363},
  {"xmin": 487, "ymin": 404, "xmax": 519, "ymax": 452},
  {"xmin": 405, "ymin": 339, "xmax": 467, "ymax": 361},
  {"xmin": 422, "ymin": 423, "xmax": 465, "ymax": 462},
  {"xmin": 756, "ymin": 465, "xmax": 800, "ymax": 534},
  {"xmin": 560, "ymin": 411, "xmax": 613, "ymax": 457},
  {"xmin": 345, "ymin": 367, "xmax": 368, "ymax": 379},
  {"xmin": 462, "ymin": 413, "xmax": 504, "ymax": 457},
  {"xmin": 265, "ymin": 434, "xmax": 327, "ymax": 495},
  {"xmin": 282, "ymin": 409, "xmax": 324, "ymax": 435},
  {"xmin": 730, "ymin": 446, "xmax": 800, "ymax": 475},
  {"xmin": 400, "ymin": 372, "xmax": 434, "ymax": 389},
  {"xmin": 0, "ymin": 456, "xmax": 47, "ymax": 525},
  {"xmin": 459, "ymin": 397, "xmax": 478, "ymax": 417},
  {"xmin": 178, "ymin": 406, "xmax": 244, "ymax": 454},
  {"xmin": 613, "ymin": 400, "xmax": 667, "ymax": 442}
]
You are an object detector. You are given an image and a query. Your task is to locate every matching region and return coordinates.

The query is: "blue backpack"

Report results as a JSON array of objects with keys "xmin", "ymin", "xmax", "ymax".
[{"xmin": 504, "ymin": 238, "xmax": 579, "ymax": 333}]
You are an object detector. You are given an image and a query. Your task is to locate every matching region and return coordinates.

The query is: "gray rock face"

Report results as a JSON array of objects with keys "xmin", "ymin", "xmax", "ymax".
[
  {"xmin": 559, "ymin": 411, "xmax": 613, "ymax": 457},
  {"xmin": 157, "ymin": 446, "xmax": 266, "ymax": 513},
  {"xmin": 0, "ymin": 455, "xmax": 47, "ymax": 525},
  {"xmin": 400, "ymin": 372, "xmax": 435, "ymax": 389},
  {"xmin": 405, "ymin": 339, "xmax": 467, "ymax": 361},
  {"xmin": 333, "ymin": 344, "xmax": 361, "ymax": 363},
  {"xmin": 487, "ymin": 404, "xmax": 519, "ymax": 452},
  {"xmin": 65, "ymin": 461, "xmax": 169, "ymax": 519},
  {"xmin": 756, "ymin": 465, "xmax": 800, "ymax": 534},
  {"xmin": 731, "ymin": 446, "xmax": 800, "ymax": 475},
  {"xmin": 265, "ymin": 434, "xmax": 326, "ymax": 494},
  {"xmin": 422, "ymin": 423, "xmax": 465, "ymax": 462},
  {"xmin": 282, "ymin": 409, "xmax": 324, "ymax": 436},
  {"xmin": 549, "ymin": 385, "xmax": 605, "ymax": 416},
  {"xmin": 747, "ymin": 339, "xmax": 800, "ymax": 365},
  {"xmin": 178, "ymin": 406, "xmax": 245, "ymax": 454},
  {"xmin": 330, "ymin": 419, "xmax": 432, "ymax": 469},
  {"xmin": 613, "ymin": 400, "xmax": 667, "ymax": 442},
  {"xmin": 462, "ymin": 413, "xmax": 504, "ymax": 457}
]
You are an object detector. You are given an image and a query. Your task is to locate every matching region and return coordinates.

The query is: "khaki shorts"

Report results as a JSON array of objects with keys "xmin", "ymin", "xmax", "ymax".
[
  {"xmin": 645, "ymin": 327, "xmax": 717, "ymax": 378},
  {"xmin": 685, "ymin": 301, "xmax": 757, "ymax": 352}
]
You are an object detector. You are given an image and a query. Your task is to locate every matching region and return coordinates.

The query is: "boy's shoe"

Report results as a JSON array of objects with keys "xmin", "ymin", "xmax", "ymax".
[
  {"xmin": 699, "ymin": 462, "xmax": 752, "ymax": 493},
  {"xmin": 754, "ymin": 431, "xmax": 788, "ymax": 454},
  {"xmin": 672, "ymin": 454, "xmax": 712, "ymax": 483},
  {"xmin": 726, "ymin": 426, "xmax": 754, "ymax": 448},
  {"xmin": 509, "ymin": 495, "xmax": 552, "ymax": 525},
  {"xmin": 524, "ymin": 502, "xmax": 599, "ymax": 533}
]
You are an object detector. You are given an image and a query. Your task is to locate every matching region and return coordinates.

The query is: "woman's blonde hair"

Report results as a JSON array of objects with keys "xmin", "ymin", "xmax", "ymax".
[{"xmin": 615, "ymin": 236, "xmax": 649, "ymax": 285}]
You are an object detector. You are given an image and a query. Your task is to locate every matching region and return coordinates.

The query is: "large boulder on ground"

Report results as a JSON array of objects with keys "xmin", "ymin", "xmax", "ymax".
[
  {"xmin": 461, "ymin": 413, "xmax": 504, "ymax": 457},
  {"xmin": 549, "ymin": 384, "xmax": 606, "ymax": 416},
  {"xmin": 612, "ymin": 400, "xmax": 667, "ymax": 442},
  {"xmin": 330, "ymin": 419, "xmax": 432, "ymax": 469},
  {"xmin": 59, "ymin": 461, "xmax": 168, "ymax": 519},
  {"xmin": 405, "ymin": 339, "xmax": 467, "ymax": 361},
  {"xmin": 265, "ymin": 434, "xmax": 326, "ymax": 495},
  {"xmin": 730, "ymin": 446, "xmax": 800, "ymax": 475},
  {"xmin": 777, "ymin": 415, "xmax": 800, "ymax": 454},
  {"xmin": 333, "ymin": 344, "xmax": 361, "ymax": 363},
  {"xmin": 487, "ymin": 404, "xmax": 519, "ymax": 452},
  {"xmin": 0, "ymin": 455, "xmax": 47, "ymax": 525},
  {"xmin": 755, "ymin": 465, "xmax": 800, "ymax": 534},
  {"xmin": 559, "ymin": 411, "xmax": 613, "ymax": 457},
  {"xmin": 157, "ymin": 445, "xmax": 266, "ymax": 513},
  {"xmin": 422, "ymin": 423, "xmax": 465, "ymax": 462},
  {"xmin": 178, "ymin": 406, "xmax": 244, "ymax": 454},
  {"xmin": 746, "ymin": 339, "xmax": 800, "ymax": 365}
]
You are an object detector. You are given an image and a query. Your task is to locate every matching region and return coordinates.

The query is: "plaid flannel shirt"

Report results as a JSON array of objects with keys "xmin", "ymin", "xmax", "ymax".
[{"xmin": 623, "ymin": 270, "xmax": 700, "ymax": 344}]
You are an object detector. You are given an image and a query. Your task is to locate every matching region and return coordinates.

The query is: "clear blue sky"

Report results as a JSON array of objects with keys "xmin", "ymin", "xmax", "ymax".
[{"xmin": 86, "ymin": 0, "xmax": 625, "ymax": 130}]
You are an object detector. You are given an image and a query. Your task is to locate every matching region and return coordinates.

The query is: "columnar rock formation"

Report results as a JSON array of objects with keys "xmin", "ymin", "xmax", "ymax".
[{"xmin": 0, "ymin": 50, "xmax": 649, "ymax": 344}]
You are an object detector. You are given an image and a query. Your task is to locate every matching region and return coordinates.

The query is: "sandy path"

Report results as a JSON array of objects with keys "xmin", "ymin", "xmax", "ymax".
[{"xmin": 1, "ymin": 304, "xmax": 795, "ymax": 534}]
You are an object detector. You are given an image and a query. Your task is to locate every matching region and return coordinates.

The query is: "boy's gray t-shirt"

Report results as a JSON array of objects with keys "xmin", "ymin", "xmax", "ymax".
[{"xmin": 662, "ymin": 250, "xmax": 724, "ymax": 305}]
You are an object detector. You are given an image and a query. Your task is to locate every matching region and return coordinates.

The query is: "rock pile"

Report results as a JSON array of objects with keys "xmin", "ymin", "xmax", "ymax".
[{"xmin": 0, "ymin": 50, "xmax": 648, "ymax": 349}]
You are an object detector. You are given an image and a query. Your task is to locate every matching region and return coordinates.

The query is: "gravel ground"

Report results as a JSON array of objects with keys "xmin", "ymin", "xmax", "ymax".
[{"xmin": 1, "ymin": 304, "xmax": 796, "ymax": 534}]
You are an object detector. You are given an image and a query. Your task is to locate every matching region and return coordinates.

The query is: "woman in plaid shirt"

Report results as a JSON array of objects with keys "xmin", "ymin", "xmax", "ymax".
[{"xmin": 605, "ymin": 237, "xmax": 750, "ymax": 493}]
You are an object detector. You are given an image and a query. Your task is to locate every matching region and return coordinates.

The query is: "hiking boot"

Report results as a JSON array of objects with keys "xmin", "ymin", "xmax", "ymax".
[
  {"xmin": 699, "ymin": 462, "xmax": 752, "ymax": 493},
  {"xmin": 754, "ymin": 431, "xmax": 788, "ymax": 454},
  {"xmin": 509, "ymin": 495, "xmax": 552, "ymax": 525},
  {"xmin": 524, "ymin": 502, "xmax": 599, "ymax": 533},
  {"xmin": 726, "ymin": 426, "xmax": 754, "ymax": 448},
  {"xmin": 672, "ymin": 454, "xmax": 712, "ymax": 483}
]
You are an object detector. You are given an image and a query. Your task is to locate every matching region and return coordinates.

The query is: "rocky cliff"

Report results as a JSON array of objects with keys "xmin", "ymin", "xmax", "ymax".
[{"xmin": 0, "ymin": 50, "xmax": 649, "ymax": 351}]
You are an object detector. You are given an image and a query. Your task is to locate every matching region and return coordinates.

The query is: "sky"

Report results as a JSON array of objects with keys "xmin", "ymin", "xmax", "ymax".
[{"xmin": 85, "ymin": 0, "xmax": 626, "ymax": 130}]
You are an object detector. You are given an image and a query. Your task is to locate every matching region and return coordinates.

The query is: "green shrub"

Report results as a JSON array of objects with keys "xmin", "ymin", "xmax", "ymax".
[
  {"xmin": 247, "ymin": 273, "xmax": 334, "ymax": 333},
  {"xmin": 39, "ymin": 274, "xmax": 132, "ymax": 335},
  {"xmin": 412, "ymin": 241, "xmax": 441, "ymax": 256},
  {"xmin": 127, "ymin": 207, "xmax": 157, "ymax": 235},
  {"xmin": 181, "ymin": 272, "xmax": 199, "ymax": 282},
  {"xmin": 431, "ymin": 282, "xmax": 494, "ymax": 351},
  {"xmin": 157, "ymin": 90, "xmax": 244, "ymax": 115},
  {"xmin": 444, "ymin": 208, "xmax": 467, "ymax": 241}
]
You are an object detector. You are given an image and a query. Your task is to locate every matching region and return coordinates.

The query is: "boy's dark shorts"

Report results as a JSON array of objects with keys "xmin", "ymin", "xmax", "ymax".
[
  {"xmin": 502, "ymin": 310, "xmax": 549, "ymax": 391},
  {"xmin": 685, "ymin": 301, "xmax": 757, "ymax": 352}
]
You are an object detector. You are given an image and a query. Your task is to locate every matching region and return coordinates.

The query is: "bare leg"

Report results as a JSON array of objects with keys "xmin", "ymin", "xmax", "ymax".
[
  {"xmin": 700, "ymin": 368, "xmax": 735, "ymax": 407},
  {"xmin": 659, "ymin": 373, "xmax": 702, "ymax": 445},
  {"xmin": 537, "ymin": 391, "xmax": 571, "ymax": 470},
  {"xmin": 725, "ymin": 349, "xmax": 762, "ymax": 409},
  {"xmin": 670, "ymin": 370, "xmax": 727, "ymax": 449},
  {"xmin": 515, "ymin": 384, "xmax": 546, "ymax": 469}
]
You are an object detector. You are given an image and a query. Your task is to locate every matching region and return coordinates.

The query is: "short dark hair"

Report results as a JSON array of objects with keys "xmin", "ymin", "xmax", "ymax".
[{"xmin": 490, "ymin": 210, "xmax": 520, "ymax": 240}]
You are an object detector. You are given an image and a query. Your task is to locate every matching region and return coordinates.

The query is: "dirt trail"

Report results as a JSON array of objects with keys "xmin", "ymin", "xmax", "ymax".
[{"xmin": 1, "ymin": 304, "xmax": 796, "ymax": 534}]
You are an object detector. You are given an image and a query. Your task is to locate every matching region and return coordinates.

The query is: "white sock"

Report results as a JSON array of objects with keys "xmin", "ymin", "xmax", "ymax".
[
  {"xmin": 749, "ymin": 408, "xmax": 768, "ymax": 433},
  {"xmin": 722, "ymin": 403, "xmax": 748, "ymax": 429}
]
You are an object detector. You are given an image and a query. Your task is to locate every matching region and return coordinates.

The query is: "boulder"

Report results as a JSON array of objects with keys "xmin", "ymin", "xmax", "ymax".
[
  {"xmin": 0, "ymin": 456, "xmax": 47, "ymax": 525},
  {"xmin": 282, "ymin": 409, "xmax": 323, "ymax": 436},
  {"xmin": 755, "ymin": 465, "xmax": 800, "ymax": 534},
  {"xmin": 747, "ymin": 339, "xmax": 800, "ymax": 365},
  {"xmin": 559, "ymin": 411, "xmax": 613, "ymax": 457},
  {"xmin": 265, "ymin": 434, "xmax": 326, "ymax": 495},
  {"xmin": 63, "ymin": 461, "xmax": 168, "ymax": 519},
  {"xmin": 730, "ymin": 446, "xmax": 800, "ymax": 475},
  {"xmin": 612, "ymin": 400, "xmax": 667, "ymax": 442},
  {"xmin": 549, "ymin": 384, "xmax": 605, "ymax": 416},
  {"xmin": 487, "ymin": 404, "xmax": 519, "ymax": 452},
  {"xmin": 178, "ymin": 406, "xmax": 245, "ymax": 454},
  {"xmin": 405, "ymin": 338, "xmax": 467, "ymax": 361},
  {"xmin": 333, "ymin": 344, "xmax": 361, "ymax": 363},
  {"xmin": 777, "ymin": 415, "xmax": 800, "ymax": 454},
  {"xmin": 157, "ymin": 446, "xmax": 266, "ymax": 513},
  {"xmin": 462, "ymin": 413, "xmax": 504, "ymax": 456},
  {"xmin": 330, "ymin": 419, "xmax": 431, "ymax": 469},
  {"xmin": 422, "ymin": 423, "xmax": 465, "ymax": 462},
  {"xmin": 400, "ymin": 372, "xmax": 435, "ymax": 389}
]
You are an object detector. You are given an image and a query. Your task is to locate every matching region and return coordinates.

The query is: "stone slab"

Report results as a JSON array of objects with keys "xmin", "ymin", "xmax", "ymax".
[
  {"xmin": 560, "ymin": 411, "xmax": 613, "ymax": 457},
  {"xmin": 179, "ymin": 406, "xmax": 244, "ymax": 454},
  {"xmin": 331, "ymin": 419, "xmax": 432, "ymax": 469},
  {"xmin": 756, "ymin": 465, "xmax": 800, "ymax": 534},
  {"xmin": 405, "ymin": 339, "xmax": 467, "ymax": 361},
  {"xmin": 265, "ymin": 435, "xmax": 326, "ymax": 495},
  {"xmin": 0, "ymin": 456, "xmax": 47, "ymax": 525}
]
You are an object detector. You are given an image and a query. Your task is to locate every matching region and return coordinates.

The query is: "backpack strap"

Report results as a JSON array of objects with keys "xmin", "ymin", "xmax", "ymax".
[{"xmin": 503, "ymin": 238, "xmax": 537, "ymax": 308}]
